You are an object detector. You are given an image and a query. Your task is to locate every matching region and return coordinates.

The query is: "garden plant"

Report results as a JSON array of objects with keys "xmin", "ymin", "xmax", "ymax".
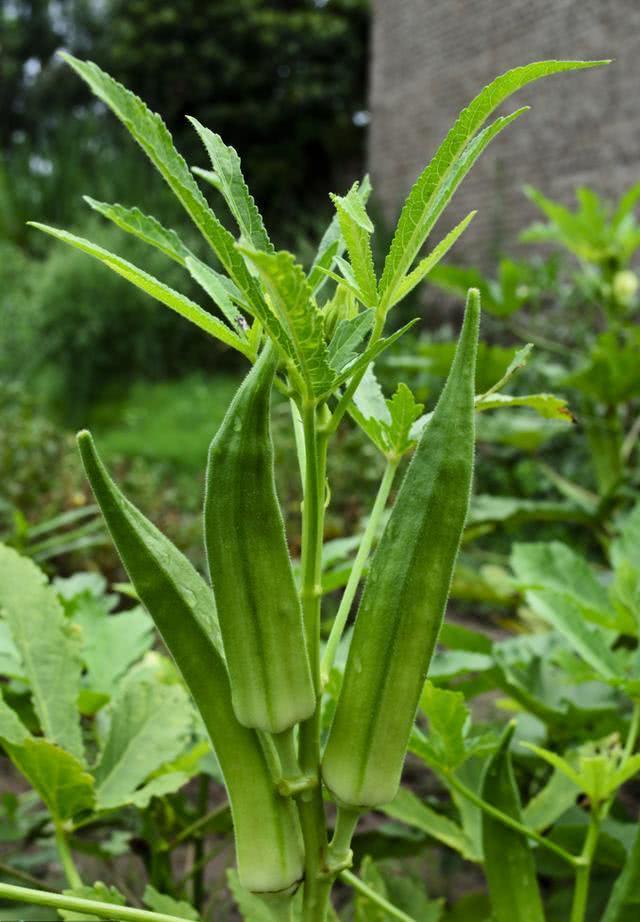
[{"xmin": 4, "ymin": 52, "xmax": 639, "ymax": 922}]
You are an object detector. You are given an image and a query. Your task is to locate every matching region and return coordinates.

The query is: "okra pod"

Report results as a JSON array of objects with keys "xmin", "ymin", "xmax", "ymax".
[
  {"xmin": 204, "ymin": 343, "xmax": 315, "ymax": 734},
  {"xmin": 481, "ymin": 724, "xmax": 545, "ymax": 922},
  {"xmin": 322, "ymin": 290, "xmax": 479, "ymax": 808},
  {"xmin": 77, "ymin": 432, "xmax": 304, "ymax": 893}
]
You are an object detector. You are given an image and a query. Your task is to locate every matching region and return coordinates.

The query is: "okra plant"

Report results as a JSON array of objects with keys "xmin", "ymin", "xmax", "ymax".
[{"xmin": 1, "ymin": 54, "xmax": 608, "ymax": 921}]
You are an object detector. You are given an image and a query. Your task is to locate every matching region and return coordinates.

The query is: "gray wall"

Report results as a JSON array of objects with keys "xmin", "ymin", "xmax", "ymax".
[{"xmin": 368, "ymin": 0, "xmax": 639, "ymax": 265}]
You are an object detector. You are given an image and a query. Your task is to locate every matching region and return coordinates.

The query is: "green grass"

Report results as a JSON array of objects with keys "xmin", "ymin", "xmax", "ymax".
[{"xmin": 90, "ymin": 373, "xmax": 241, "ymax": 471}]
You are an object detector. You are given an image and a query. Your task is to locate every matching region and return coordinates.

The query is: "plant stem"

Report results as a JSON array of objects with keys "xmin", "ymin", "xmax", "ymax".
[
  {"xmin": 0, "ymin": 882, "xmax": 189, "ymax": 922},
  {"xmin": 54, "ymin": 824, "xmax": 82, "ymax": 889},
  {"xmin": 329, "ymin": 807, "xmax": 360, "ymax": 866},
  {"xmin": 340, "ymin": 870, "xmax": 419, "ymax": 922},
  {"xmin": 0, "ymin": 861, "xmax": 52, "ymax": 890},
  {"xmin": 623, "ymin": 699, "xmax": 640, "ymax": 761},
  {"xmin": 298, "ymin": 400, "xmax": 331, "ymax": 922},
  {"xmin": 167, "ymin": 800, "xmax": 230, "ymax": 850},
  {"xmin": 446, "ymin": 773, "xmax": 579, "ymax": 868},
  {"xmin": 321, "ymin": 459, "xmax": 399, "ymax": 686},
  {"xmin": 192, "ymin": 774, "xmax": 209, "ymax": 908},
  {"xmin": 570, "ymin": 807, "xmax": 601, "ymax": 922}
]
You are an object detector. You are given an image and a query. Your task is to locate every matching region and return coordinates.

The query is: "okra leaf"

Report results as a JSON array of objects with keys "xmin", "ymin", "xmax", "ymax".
[
  {"xmin": 327, "ymin": 318, "xmax": 419, "ymax": 397},
  {"xmin": 184, "ymin": 254, "xmax": 249, "ymax": 336},
  {"xmin": 354, "ymin": 857, "xmax": 391, "ymax": 922},
  {"xmin": 327, "ymin": 310, "xmax": 375, "ymax": 373},
  {"xmin": 382, "ymin": 786, "xmax": 475, "ymax": 860},
  {"xmin": 309, "ymin": 175, "xmax": 372, "ymax": 296},
  {"xmin": 188, "ymin": 117, "xmax": 272, "ymax": 253},
  {"xmin": 330, "ymin": 182, "xmax": 377, "ymax": 308},
  {"xmin": 0, "ymin": 694, "xmax": 30, "ymax": 746},
  {"xmin": 83, "ymin": 197, "xmax": 192, "ymax": 265},
  {"xmin": 0, "ymin": 545, "xmax": 84, "ymax": 759},
  {"xmin": 94, "ymin": 674, "xmax": 193, "ymax": 810},
  {"xmin": 388, "ymin": 211, "xmax": 477, "ymax": 308},
  {"xmin": 611, "ymin": 502, "xmax": 640, "ymax": 573},
  {"xmin": 74, "ymin": 595, "xmax": 154, "ymax": 696},
  {"xmin": 379, "ymin": 59, "xmax": 607, "ymax": 309},
  {"xmin": 418, "ymin": 683, "xmax": 469, "ymax": 770},
  {"xmin": 475, "ymin": 391, "xmax": 573, "ymax": 420},
  {"xmin": 60, "ymin": 884, "xmax": 126, "ymax": 922},
  {"xmin": 512, "ymin": 543, "xmax": 629, "ymax": 660},
  {"xmin": 28, "ymin": 223, "xmax": 252, "ymax": 358},
  {"xmin": 522, "ymin": 767, "xmax": 579, "ymax": 832},
  {"xmin": 601, "ymin": 820, "xmax": 640, "ymax": 922},
  {"xmin": 385, "ymin": 384, "xmax": 424, "ymax": 455},
  {"xmin": 240, "ymin": 247, "xmax": 334, "ymax": 395},
  {"xmin": 481, "ymin": 725, "xmax": 545, "ymax": 922},
  {"xmin": 143, "ymin": 886, "xmax": 200, "ymax": 922},
  {"xmin": 60, "ymin": 54, "xmax": 263, "ymax": 310},
  {"xmin": 8, "ymin": 738, "xmax": 95, "ymax": 821}
]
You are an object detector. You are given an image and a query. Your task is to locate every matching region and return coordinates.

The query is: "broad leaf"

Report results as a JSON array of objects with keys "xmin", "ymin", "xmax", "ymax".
[
  {"xmin": 61, "ymin": 54, "xmax": 264, "ymax": 309},
  {"xmin": 0, "ymin": 545, "xmax": 83, "ymax": 759},
  {"xmin": 522, "ymin": 767, "xmax": 579, "ymax": 831},
  {"xmin": 144, "ymin": 886, "xmax": 200, "ymax": 921},
  {"xmin": 9, "ymin": 738, "xmax": 95, "ymax": 821},
  {"xmin": 94, "ymin": 675, "xmax": 192, "ymax": 810},
  {"xmin": 379, "ymin": 60, "xmax": 607, "ymax": 308},
  {"xmin": 385, "ymin": 384, "xmax": 424, "ymax": 455},
  {"xmin": 29, "ymin": 223, "xmax": 252, "ymax": 357},
  {"xmin": 72, "ymin": 592, "xmax": 153, "ymax": 696},
  {"xmin": 188, "ymin": 117, "xmax": 272, "ymax": 253},
  {"xmin": 418, "ymin": 682, "xmax": 469, "ymax": 770},
  {"xmin": 240, "ymin": 247, "xmax": 334, "ymax": 395},
  {"xmin": 60, "ymin": 884, "xmax": 125, "ymax": 922},
  {"xmin": 83, "ymin": 197, "xmax": 192, "ymax": 265},
  {"xmin": 382, "ymin": 786, "xmax": 474, "ymax": 860}
]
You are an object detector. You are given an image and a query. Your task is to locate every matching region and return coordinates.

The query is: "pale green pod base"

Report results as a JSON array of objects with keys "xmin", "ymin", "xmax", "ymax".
[
  {"xmin": 77, "ymin": 431, "xmax": 304, "ymax": 893},
  {"xmin": 322, "ymin": 291, "xmax": 480, "ymax": 809},
  {"xmin": 205, "ymin": 343, "xmax": 315, "ymax": 734}
]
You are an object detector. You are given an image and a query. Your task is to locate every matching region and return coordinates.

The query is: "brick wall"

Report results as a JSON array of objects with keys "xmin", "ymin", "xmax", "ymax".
[{"xmin": 368, "ymin": 1, "xmax": 639, "ymax": 266}]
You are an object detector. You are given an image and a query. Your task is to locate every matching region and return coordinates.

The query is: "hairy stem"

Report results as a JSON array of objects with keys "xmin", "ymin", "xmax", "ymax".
[
  {"xmin": 340, "ymin": 870, "xmax": 419, "ymax": 922},
  {"xmin": 570, "ymin": 808, "xmax": 601, "ymax": 922},
  {"xmin": 54, "ymin": 824, "xmax": 82, "ymax": 889},
  {"xmin": 446, "ymin": 773, "xmax": 579, "ymax": 868},
  {"xmin": 0, "ymin": 882, "xmax": 187, "ymax": 922},
  {"xmin": 298, "ymin": 400, "xmax": 331, "ymax": 922},
  {"xmin": 321, "ymin": 458, "xmax": 398, "ymax": 685}
]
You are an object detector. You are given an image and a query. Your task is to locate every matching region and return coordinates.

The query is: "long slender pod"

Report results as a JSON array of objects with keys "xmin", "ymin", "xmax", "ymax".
[
  {"xmin": 481, "ymin": 724, "xmax": 546, "ymax": 922},
  {"xmin": 322, "ymin": 290, "xmax": 480, "ymax": 808},
  {"xmin": 204, "ymin": 343, "xmax": 315, "ymax": 734},
  {"xmin": 77, "ymin": 432, "xmax": 304, "ymax": 893}
]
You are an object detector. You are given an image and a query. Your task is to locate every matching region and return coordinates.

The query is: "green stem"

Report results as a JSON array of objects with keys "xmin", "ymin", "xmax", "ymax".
[
  {"xmin": 329, "ymin": 807, "xmax": 361, "ymax": 866},
  {"xmin": 0, "ymin": 861, "xmax": 51, "ymax": 890},
  {"xmin": 54, "ymin": 824, "xmax": 82, "ymax": 889},
  {"xmin": 623, "ymin": 699, "xmax": 640, "ymax": 761},
  {"xmin": 0, "ymin": 882, "xmax": 189, "ymax": 922},
  {"xmin": 321, "ymin": 459, "xmax": 399, "ymax": 686},
  {"xmin": 298, "ymin": 400, "xmax": 331, "ymax": 922},
  {"xmin": 340, "ymin": 870, "xmax": 419, "ymax": 922},
  {"xmin": 273, "ymin": 726, "xmax": 301, "ymax": 779},
  {"xmin": 570, "ymin": 808, "xmax": 601, "ymax": 922},
  {"xmin": 192, "ymin": 774, "xmax": 209, "ymax": 908},
  {"xmin": 446, "ymin": 773, "xmax": 579, "ymax": 868},
  {"xmin": 166, "ymin": 800, "xmax": 230, "ymax": 850}
]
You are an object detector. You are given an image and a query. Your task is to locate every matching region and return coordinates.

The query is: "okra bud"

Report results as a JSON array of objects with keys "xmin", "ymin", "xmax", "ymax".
[
  {"xmin": 77, "ymin": 432, "xmax": 304, "ymax": 893},
  {"xmin": 204, "ymin": 343, "xmax": 315, "ymax": 734},
  {"xmin": 322, "ymin": 290, "xmax": 480, "ymax": 808}
]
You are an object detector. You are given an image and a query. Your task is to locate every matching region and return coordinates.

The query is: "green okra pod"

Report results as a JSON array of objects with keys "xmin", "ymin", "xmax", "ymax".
[
  {"xmin": 322, "ymin": 290, "xmax": 480, "ymax": 808},
  {"xmin": 481, "ymin": 724, "xmax": 545, "ymax": 922},
  {"xmin": 77, "ymin": 431, "xmax": 304, "ymax": 894},
  {"xmin": 204, "ymin": 343, "xmax": 315, "ymax": 734}
]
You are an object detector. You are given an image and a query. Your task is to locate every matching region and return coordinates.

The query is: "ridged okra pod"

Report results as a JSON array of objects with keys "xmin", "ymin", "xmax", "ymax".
[
  {"xmin": 322, "ymin": 290, "xmax": 480, "ymax": 808},
  {"xmin": 77, "ymin": 432, "xmax": 304, "ymax": 893},
  {"xmin": 204, "ymin": 343, "xmax": 315, "ymax": 734}
]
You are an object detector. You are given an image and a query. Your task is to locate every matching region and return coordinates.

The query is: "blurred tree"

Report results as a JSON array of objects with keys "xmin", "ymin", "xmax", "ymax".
[{"xmin": 1, "ymin": 0, "xmax": 369, "ymax": 238}]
